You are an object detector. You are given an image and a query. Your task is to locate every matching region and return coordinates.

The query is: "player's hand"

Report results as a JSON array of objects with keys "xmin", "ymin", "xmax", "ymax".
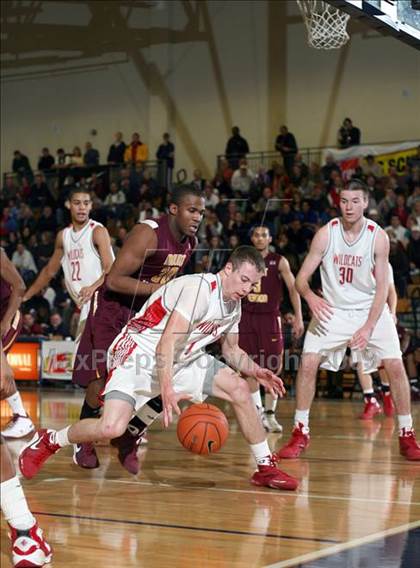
[
  {"xmin": 255, "ymin": 368, "xmax": 286, "ymax": 398},
  {"xmin": 161, "ymin": 386, "xmax": 192, "ymax": 428},
  {"xmin": 306, "ymin": 292, "xmax": 333, "ymax": 323},
  {"xmin": 349, "ymin": 324, "xmax": 374, "ymax": 351},
  {"xmin": 78, "ymin": 285, "xmax": 95, "ymax": 304},
  {"xmin": 292, "ymin": 317, "xmax": 304, "ymax": 339}
]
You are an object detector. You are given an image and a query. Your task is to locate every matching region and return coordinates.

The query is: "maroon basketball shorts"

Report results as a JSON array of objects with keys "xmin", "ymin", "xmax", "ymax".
[
  {"xmin": 238, "ymin": 311, "xmax": 283, "ymax": 372},
  {"xmin": 72, "ymin": 288, "xmax": 131, "ymax": 387},
  {"xmin": 2, "ymin": 310, "xmax": 23, "ymax": 354}
]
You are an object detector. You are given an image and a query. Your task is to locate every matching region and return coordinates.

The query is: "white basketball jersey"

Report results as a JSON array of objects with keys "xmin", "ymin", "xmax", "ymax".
[
  {"xmin": 61, "ymin": 220, "xmax": 112, "ymax": 306},
  {"xmin": 321, "ymin": 218, "xmax": 380, "ymax": 310},
  {"xmin": 109, "ymin": 273, "xmax": 241, "ymax": 372}
]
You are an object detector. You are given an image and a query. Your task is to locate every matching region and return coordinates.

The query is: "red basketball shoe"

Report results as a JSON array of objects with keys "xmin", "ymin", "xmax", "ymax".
[
  {"xmin": 19, "ymin": 429, "xmax": 61, "ymax": 480},
  {"xmin": 382, "ymin": 393, "xmax": 395, "ymax": 418},
  {"xmin": 399, "ymin": 428, "xmax": 420, "ymax": 461},
  {"xmin": 359, "ymin": 399, "xmax": 382, "ymax": 420},
  {"xmin": 9, "ymin": 520, "xmax": 52, "ymax": 567},
  {"xmin": 111, "ymin": 429, "xmax": 145, "ymax": 474},
  {"xmin": 251, "ymin": 456, "xmax": 298, "ymax": 491},
  {"xmin": 276, "ymin": 423, "xmax": 310, "ymax": 459}
]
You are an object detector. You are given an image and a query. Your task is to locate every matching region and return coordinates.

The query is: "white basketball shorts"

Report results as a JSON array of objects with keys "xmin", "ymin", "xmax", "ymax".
[{"xmin": 303, "ymin": 306, "xmax": 401, "ymax": 373}]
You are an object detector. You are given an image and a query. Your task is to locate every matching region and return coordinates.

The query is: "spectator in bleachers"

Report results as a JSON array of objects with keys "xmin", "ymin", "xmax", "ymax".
[
  {"xmin": 34, "ymin": 232, "xmax": 55, "ymax": 270},
  {"xmin": 217, "ymin": 158, "xmax": 234, "ymax": 185},
  {"xmin": 12, "ymin": 242, "xmax": 38, "ymax": 281},
  {"xmin": 361, "ymin": 154, "xmax": 384, "ymax": 178},
  {"xmin": 1, "ymin": 175, "xmax": 18, "ymax": 202},
  {"xmin": 204, "ymin": 182, "xmax": 219, "ymax": 208},
  {"xmin": 407, "ymin": 225, "xmax": 420, "ymax": 275},
  {"xmin": 88, "ymin": 172, "xmax": 106, "ymax": 200},
  {"xmin": 53, "ymin": 277, "xmax": 72, "ymax": 313},
  {"xmin": 228, "ymin": 211, "xmax": 249, "ymax": 243},
  {"xmin": 406, "ymin": 184, "xmax": 420, "ymax": 208},
  {"xmin": 321, "ymin": 153, "xmax": 341, "ymax": 185},
  {"xmin": 231, "ymin": 160, "xmax": 255, "ymax": 196},
  {"xmin": 275, "ymin": 125, "xmax": 298, "ymax": 176},
  {"xmin": 1, "ymin": 206, "xmax": 19, "ymax": 236},
  {"xmin": 156, "ymin": 132, "xmax": 174, "ymax": 187},
  {"xmin": 225, "ymin": 126, "xmax": 249, "ymax": 169},
  {"xmin": 207, "ymin": 235, "xmax": 228, "ymax": 273},
  {"xmin": 391, "ymin": 194, "xmax": 410, "ymax": 226},
  {"xmin": 45, "ymin": 311, "xmax": 69, "ymax": 340},
  {"xmin": 378, "ymin": 187, "xmax": 396, "ymax": 224},
  {"xmin": 104, "ymin": 182, "xmax": 126, "ymax": 214},
  {"xmin": 68, "ymin": 146, "xmax": 84, "ymax": 167},
  {"xmin": 337, "ymin": 117, "xmax": 361, "ymax": 148},
  {"xmin": 37, "ymin": 147, "xmax": 55, "ymax": 171},
  {"xmin": 37, "ymin": 206, "xmax": 57, "ymax": 234},
  {"xmin": 114, "ymin": 226, "xmax": 128, "ymax": 249},
  {"xmin": 124, "ymin": 132, "xmax": 149, "ymax": 165},
  {"xmin": 12, "ymin": 150, "xmax": 33, "ymax": 180},
  {"xmin": 191, "ymin": 169, "xmax": 206, "ymax": 191},
  {"xmin": 55, "ymin": 148, "xmax": 67, "ymax": 167},
  {"xmin": 389, "ymin": 236, "xmax": 410, "ymax": 297},
  {"xmin": 386, "ymin": 214, "xmax": 409, "ymax": 248},
  {"xmin": 29, "ymin": 174, "xmax": 53, "ymax": 209},
  {"xmin": 412, "ymin": 199, "xmax": 420, "ymax": 226},
  {"xmin": 138, "ymin": 200, "xmax": 159, "ymax": 222},
  {"xmin": 18, "ymin": 204, "xmax": 37, "ymax": 235},
  {"xmin": 107, "ymin": 132, "xmax": 126, "ymax": 164},
  {"xmin": 84, "ymin": 141, "xmax": 100, "ymax": 166},
  {"xmin": 21, "ymin": 311, "xmax": 45, "ymax": 337}
]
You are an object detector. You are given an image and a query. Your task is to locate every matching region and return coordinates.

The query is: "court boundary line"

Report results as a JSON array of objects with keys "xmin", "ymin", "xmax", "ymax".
[
  {"xmin": 263, "ymin": 520, "xmax": 420, "ymax": 568},
  {"xmin": 31, "ymin": 510, "xmax": 339, "ymax": 544},
  {"xmin": 43, "ymin": 477, "xmax": 420, "ymax": 506}
]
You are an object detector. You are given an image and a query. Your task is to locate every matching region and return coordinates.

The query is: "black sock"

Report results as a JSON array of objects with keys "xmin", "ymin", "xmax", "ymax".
[
  {"xmin": 363, "ymin": 391, "xmax": 375, "ymax": 402},
  {"xmin": 381, "ymin": 384, "xmax": 390, "ymax": 394},
  {"xmin": 79, "ymin": 400, "xmax": 101, "ymax": 420},
  {"xmin": 127, "ymin": 396, "xmax": 163, "ymax": 436}
]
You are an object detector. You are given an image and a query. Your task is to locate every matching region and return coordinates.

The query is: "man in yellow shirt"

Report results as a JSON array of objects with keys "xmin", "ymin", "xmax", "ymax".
[{"xmin": 124, "ymin": 132, "xmax": 149, "ymax": 165}]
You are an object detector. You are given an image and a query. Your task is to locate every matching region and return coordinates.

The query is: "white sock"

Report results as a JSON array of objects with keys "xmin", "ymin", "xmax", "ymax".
[
  {"xmin": 137, "ymin": 404, "xmax": 161, "ymax": 429},
  {"xmin": 294, "ymin": 409, "xmax": 310, "ymax": 431},
  {"xmin": 52, "ymin": 426, "xmax": 71, "ymax": 447},
  {"xmin": 264, "ymin": 394, "xmax": 278, "ymax": 413},
  {"xmin": 0, "ymin": 476, "xmax": 36, "ymax": 530},
  {"xmin": 251, "ymin": 390, "xmax": 263, "ymax": 411},
  {"xmin": 398, "ymin": 414, "xmax": 413, "ymax": 433},
  {"xmin": 250, "ymin": 440, "xmax": 272, "ymax": 466},
  {"xmin": 6, "ymin": 392, "xmax": 27, "ymax": 416}
]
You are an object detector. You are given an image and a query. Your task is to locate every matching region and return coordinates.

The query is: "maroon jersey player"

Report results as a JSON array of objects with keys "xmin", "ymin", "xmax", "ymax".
[
  {"xmin": 239, "ymin": 226, "xmax": 304, "ymax": 432},
  {"xmin": 0, "ymin": 248, "xmax": 35, "ymax": 439},
  {"xmin": 73, "ymin": 185, "xmax": 205, "ymax": 473}
]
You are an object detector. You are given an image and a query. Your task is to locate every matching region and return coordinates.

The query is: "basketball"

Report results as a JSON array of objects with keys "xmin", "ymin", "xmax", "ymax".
[{"xmin": 176, "ymin": 403, "xmax": 229, "ymax": 455}]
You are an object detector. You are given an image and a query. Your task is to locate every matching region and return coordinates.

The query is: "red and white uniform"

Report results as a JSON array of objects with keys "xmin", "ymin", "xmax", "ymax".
[
  {"xmin": 104, "ymin": 273, "xmax": 241, "ymax": 409},
  {"xmin": 61, "ymin": 221, "xmax": 114, "ymax": 343},
  {"xmin": 303, "ymin": 218, "xmax": 401, "ymax": 372}
]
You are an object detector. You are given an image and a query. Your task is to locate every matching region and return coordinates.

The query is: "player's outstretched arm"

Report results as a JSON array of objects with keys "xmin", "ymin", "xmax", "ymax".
[
  {"xmin": 295, "ymin": 226, "xmax": 333, "ymax": 322},
  {"xmin": 278, "ymin": 256, "xmax": 304, "ymax": 338},
  {"xmin": 220, "ymin": 332, "xmax": 285, "ymax": 398},
  {"xmin": 23, "ymin": 231, "xmax": 64, "ymax": 302},
  {"xmin": 106, "ymin": 224, "xmax": 160, "ymax": 298},
  {"xmin": 350, "ymin": 229, "xmax": 390, "ymax": 350},
  {"xmin": 0, "ymin": 249, "xmax": 26, "ymax": 338},
  {"xmin": 78, "ymin": 226, "xmax": 115, "ymax": 304},
  {"xmin": 155, "ymin": 309, "xmax": 192, "ymax": 428}
]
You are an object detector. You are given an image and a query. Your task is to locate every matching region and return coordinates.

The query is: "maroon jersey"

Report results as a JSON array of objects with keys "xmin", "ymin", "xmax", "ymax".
[
  {"xmin": 0, "ymin": 277, "xmax": 11, "ymax": 321},
  {"xmin": 103, "ymin": 215, "xmax": 196, "ymax": 312},
  {"xmin": 242, "ymin": 252, "xmax": 283, "ymax": 314}
]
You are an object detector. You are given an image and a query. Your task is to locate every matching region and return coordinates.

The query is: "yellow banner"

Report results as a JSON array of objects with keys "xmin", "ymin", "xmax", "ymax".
[{"xmin": 375, "ymin": 147, "xmax": 418, "ymax": 175}]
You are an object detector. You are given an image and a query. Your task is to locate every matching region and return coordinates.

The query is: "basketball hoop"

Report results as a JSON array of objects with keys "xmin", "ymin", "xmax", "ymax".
[{"xmin": 297, "ymin": 0, "xmax": 350, "ymax": 50}]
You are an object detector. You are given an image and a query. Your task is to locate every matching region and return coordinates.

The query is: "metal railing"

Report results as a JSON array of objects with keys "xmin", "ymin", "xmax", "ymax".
[{"xmin": 216, "ymin": 139, "xmax": 419, "ymax": 172}]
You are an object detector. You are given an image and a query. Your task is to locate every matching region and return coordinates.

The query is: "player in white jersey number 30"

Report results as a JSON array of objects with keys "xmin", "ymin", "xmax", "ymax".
[{"xmin": 278, "ymin": 179, "xmax": 420, "ymax": 461}]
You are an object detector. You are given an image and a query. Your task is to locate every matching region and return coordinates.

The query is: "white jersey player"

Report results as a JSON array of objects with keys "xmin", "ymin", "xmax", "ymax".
[
  {"xmin": 277, "ymin": 179, "xmax": 420, "ymax": 462},
  {"xmin": 19, "ymin": 247, "xmax": 299, "ymax": 491},
  {"xmin": 24, "ymin": 188, "xmax": 114, "ymax": 346}
]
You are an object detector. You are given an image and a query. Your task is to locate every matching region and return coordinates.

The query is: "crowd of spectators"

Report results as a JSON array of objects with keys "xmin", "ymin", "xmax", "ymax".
[{"xmin": 1, "ymin": 125, "xmax": 419, "ymax": 341}]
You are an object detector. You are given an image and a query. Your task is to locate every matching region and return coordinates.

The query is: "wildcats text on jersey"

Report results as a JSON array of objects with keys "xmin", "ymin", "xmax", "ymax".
[
  {"xmin": 67, "ymin": 248, "xmax": 84, "ymax": 261},
  {"xmin": 333, "ymin": 254, "xmax": 363, "ymax": 267}
]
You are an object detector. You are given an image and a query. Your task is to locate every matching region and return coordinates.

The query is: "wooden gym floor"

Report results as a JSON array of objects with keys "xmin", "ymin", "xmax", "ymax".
[{"xmin": 1, "ymin": 389, "xmax": 419, "ymax": 567}]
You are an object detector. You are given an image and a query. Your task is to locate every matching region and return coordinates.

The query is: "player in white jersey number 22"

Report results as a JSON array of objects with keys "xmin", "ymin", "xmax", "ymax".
[
  {"xmin": 278, "ymin": 179, "xmax": 420, "ymax": 461},
  {"xmin": 19, "ymin": 247, "xmax": 300, "ymax": 491}
]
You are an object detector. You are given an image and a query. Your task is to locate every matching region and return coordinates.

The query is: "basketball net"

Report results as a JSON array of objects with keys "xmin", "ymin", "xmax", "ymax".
[{"xmin": 297, "ymin": 0, "xmax": 350, "ymax": 50}]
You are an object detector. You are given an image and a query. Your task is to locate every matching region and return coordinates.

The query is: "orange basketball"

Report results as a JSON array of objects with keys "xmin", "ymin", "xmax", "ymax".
[{"xmin": 177, "ymin": 403, "xmax": 229, "ymax": 455}]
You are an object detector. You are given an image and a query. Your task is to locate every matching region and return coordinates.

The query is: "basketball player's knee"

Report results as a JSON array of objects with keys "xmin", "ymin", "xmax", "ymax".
[
  {"xmin": 230, "ymin": 378, "xmax": 251, "ymax": 406},
  {"xmin": 99, "ymin": 417, "xmax": 127, "ymax": 440},
  {"xmin": 300, "ymin": 355, "xmax": 319, "ymax": 378},
  {"xmin": 384, "ymin": 358, "xmax": 405, "ymax": 378}
]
